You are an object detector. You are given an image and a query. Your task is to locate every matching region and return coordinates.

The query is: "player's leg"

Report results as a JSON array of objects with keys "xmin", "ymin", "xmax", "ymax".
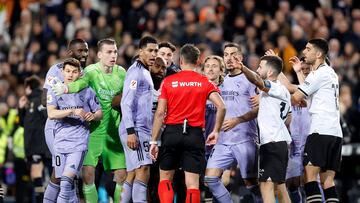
[
  {"xmin": 319, "ymin": 136, "xmax": 341, "ymax": 203},
  {"xmin": 131, "ymin": 131, "xmax": 153, "ymax": 203},
  {"xmin": 158, "ymin": 169, "xmax": 176, "ymax": 203},
  {"xmin": 104, "ymin": 132, "xmax": 127, "ymax": 203},
  {"xmin": 120, "ymin": 171, "xmax": 135, "ymax": 203},
  {"xmin": 30, "ymin": 155, "xmax": 45, "ymax": 203},
  {"xmin": 234, "ymin": 142, "xmax": 261, "ymax": 203},
  {"xmin": 274, "ymin": 183, "xmax": 291, "ymax": 203},
  {"xmin": 82, "ymin": 134, "xmax": 103, "ymax": 203},
  {"xmin": 57, "ymin": 151, "xmax": 86, "ymax": 203},
  {"xmin": 320, "ymin": 170, "xmax": 339, "ymax": 203},
  {"xmin": 260, "ymin": 181, "xmax": 275, "ymax": 203},
  {"xmin": 43, "ymin": 126, "xmax": 61, "ymax": 203},
  {"xmin": 204, "ymin": 144, "xmax": 234, "ymax": 203},
  {"xmin": 286, "ymin": 143, "xmax": 303, "ymax": 203},
  {"xmin": 303, "ymin": 133, "xmax": 324, "ymax": 203}
]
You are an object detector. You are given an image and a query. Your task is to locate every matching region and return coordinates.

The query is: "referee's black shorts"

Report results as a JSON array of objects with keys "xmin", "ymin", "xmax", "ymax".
[
  {"xmin": 159, "ymin": 124, "xmax": 205, "ymax": 174},
  {"xmin": 303, "ymin": 133, "xmax": 342, "ymax": 172}
]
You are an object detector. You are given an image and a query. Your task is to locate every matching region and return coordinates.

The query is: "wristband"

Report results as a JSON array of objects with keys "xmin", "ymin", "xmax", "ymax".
[{"xmin": 149, "ymin": 141, "xmax": 158, "ymax": 145}]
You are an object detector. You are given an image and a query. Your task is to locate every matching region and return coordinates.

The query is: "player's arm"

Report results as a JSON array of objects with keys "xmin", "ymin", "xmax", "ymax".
[
  {"xmin": 84, "ymin": 91, "xmax": 103, "ymax": 122},
  {"xmin": 121, "ymin": 73, "xmax": 138, "ymax": 135},
  {"xmin": 206, "ymin": 91, "xmax": 226, "ymax": 145},
  {"xmin": 149, "ymin": 98, "xmax": 167, "ymax": 161},
  {"xmin": 278, "ymin": 73, "xmax": 298, "ymax": 93},
  {"xmin": 47, "ymin": 105, "xmax": 74, "ymax": 119},
  {"xmin": 285, "ymin": 112, "xmax": 292, "ymax": 129},
  {"xmin": 240, "ymin": 63, "xmax": 270, "ymax": 93},
  {"xmin": 225, "ymin": 107, "xmax": 259, "ymax": 129},
  {"xmin": 67, "ymin": 73, "xmax": 91, "ymax": 93}
]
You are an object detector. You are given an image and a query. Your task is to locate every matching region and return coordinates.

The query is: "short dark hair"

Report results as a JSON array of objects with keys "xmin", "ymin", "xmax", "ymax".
[
  {"xmin": 25, "ymin": 75, "xmax": 41, "ymax": 90},
  {"xmin": 139, "ymin": 36, "xmax": 158, "ymax": 49},
  {"xmin": 308, "ymin": 38, "xmax": 329, "ymax": 57},
  {"xmin": 97, "ymin": 38, "xmax": 116, "ymax": 51},
  {"xmin": 260, "ymin": 55, "xmax": 283, "ymax": 75},
  {"xmin": 63, "ymin": 58, "xmax": 81, "ymax": 71},
  {"xmin": 180, "ymin": 44, "xmax": 200, "ymax": 65},
  {"xmin": 224, "ymin": 43, "xmax": 242, "ymax": 53},
  {"xmin": 68, "ymin": 39, "xmax": 87, "ymax": 50},
  {"xmin": 159, "ymin": 41, "xmax": 176, "ymax": 52}
]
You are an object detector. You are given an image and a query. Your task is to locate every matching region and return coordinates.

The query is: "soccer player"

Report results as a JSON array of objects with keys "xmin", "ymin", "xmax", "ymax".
[
  {"xmin": 238, "ymin": 55, "xmax": 292, "ymax": 203},
  {"xmin": 149, "ymin": 44, "xmax": 226, "ymax": 203},
  {"xmin": 43, "ymin": 38, "xmax": 89, "ymax": 203},
  {"xmin": 291, "ymin": 38, "xmax": 342, "ymax": 203},
  {"xmin": 47, "ymin": 58, "xmax": 102, "ymax": 202},
  {"xmin": 51, "ymin": 38, "xmax": 127, "ymax": 203},
  {"xmin": 285, "ymin": 59, "xmax": 311, "ymax": 203},
  {"xmin": 119, "ymin": 35, "xmax": 160, "ymax": 203},
  {"xmin": 204, "ymin": 43, "xmax": 260, "ymax": 203},
  {"xmin": 157, "ymin": 41, "xmax": 180, "ymax": 77}
]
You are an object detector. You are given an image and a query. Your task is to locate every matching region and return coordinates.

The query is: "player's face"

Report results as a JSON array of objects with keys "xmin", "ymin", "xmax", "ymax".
[
  {"xmin": 302, "ymin": 43, "xmax": 317, "ymax": 65},
  {"xmin": 158, "ymin": 47, "xmax": 174, "ymax": 67},
  {"xmin": 98, "ymin": 44, "xmax": 118, "ymax": 67},
  {"xmin": 256, "ymin": 60, "xmax": 269, "ymax": 79},
  {"xmin": 140, "ymin": 43, "xmax": 158, "ymax": 67},
  {"xmin": 204, "ymin": 58, "xmax": 222, "ymax": 82},
  {"xmin": 70, "ymin": 43, "xmax": 89, "ymax": 67},
  {"xmin": 301, "ymin": 63, "xmax": 311, "ymax": 77},
  {"xmin": 62, "ymin": 65, "xmax": 80, "ymax": 83},
  {"xmin": 223, "ymin": 47, "xmax": 242, "ymax": 71}
]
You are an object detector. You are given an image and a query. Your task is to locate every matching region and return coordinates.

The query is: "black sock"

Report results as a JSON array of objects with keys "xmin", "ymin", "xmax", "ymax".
[
  {"xmin": 304, "ymin": 181, "xmax": 322, "ymax": 202},
  {"xmin": 33, "ymin": 177, "xmax": 44, "ymax": 203},
  {"xmin": 324, "ymin": 186, "xmax": 339, "ymax": 203},
  {"xmin": 0, "ymin": 185, "xmax": 4, "ymax": 203}
]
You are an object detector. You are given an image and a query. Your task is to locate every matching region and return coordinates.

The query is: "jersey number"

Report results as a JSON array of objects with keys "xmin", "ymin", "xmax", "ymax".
[
  {"xmin": 143, "ymin": 141, "xmax": 149, "ymax": 152},
  {"xmin": 280, "ymin": 102, "xmax": 287, "ymax": 120},
  {"xmin": 332, "ymin": 84, "xmax": 339, "ymax": 110}
]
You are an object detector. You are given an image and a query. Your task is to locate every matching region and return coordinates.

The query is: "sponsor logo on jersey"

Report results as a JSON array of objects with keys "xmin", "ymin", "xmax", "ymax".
[
  {"xmin": 172, "ymin": 81, "xmax": 178, "ymax": 87},
  {"xmin": 179, "ymin": 82, "xmax": 202, "ymax": 87}
]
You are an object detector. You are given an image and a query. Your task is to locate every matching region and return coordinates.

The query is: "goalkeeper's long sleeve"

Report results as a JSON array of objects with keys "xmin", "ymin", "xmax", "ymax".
[{"xmin": 68, "ymin": 73, "xmax": 90, "ymax": 93}]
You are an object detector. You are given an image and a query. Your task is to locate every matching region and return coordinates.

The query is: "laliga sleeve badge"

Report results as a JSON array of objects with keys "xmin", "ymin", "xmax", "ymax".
[{"xmin": 130, "ymin": 80, "xmax": 137, "ymax": 90}]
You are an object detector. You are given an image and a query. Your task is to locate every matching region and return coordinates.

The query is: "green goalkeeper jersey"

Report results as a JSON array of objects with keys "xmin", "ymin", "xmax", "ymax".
[{"xmin": 68, "ymin": 62, "xmax": 126, "ymax": 137}]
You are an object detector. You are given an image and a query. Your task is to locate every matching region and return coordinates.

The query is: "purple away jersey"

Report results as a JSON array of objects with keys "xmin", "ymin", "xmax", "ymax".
[
  {"xmin": 286, "ymin": 106, "xmax": 311, "ymax": 179},
  {"xmin": 218, "ymin": 74, "xmax": 258, "ymax": 144},
  {"xmin": 47, "ymin": 87, "xmax": 101, "ymax": 154}
]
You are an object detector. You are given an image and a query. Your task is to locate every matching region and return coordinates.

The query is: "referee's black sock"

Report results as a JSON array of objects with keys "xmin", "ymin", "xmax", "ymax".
[
  {"xmin": 304, "ymin": 181, "xmax": 322, "ymax": 202},
  {"xmin": 323, "ymin": 186, "xmax": 339, "ymax": 203},
  {"xmin": 33, "ymin": 177, "xmax": 44, "ymax": 203}
]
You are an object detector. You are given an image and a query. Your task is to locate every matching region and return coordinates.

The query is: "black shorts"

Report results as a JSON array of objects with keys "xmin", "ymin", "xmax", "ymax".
[
  {"xmin": 303, "ymin": 133, "xmax": 342, "ymax": 172},
  {"xmin": 159, "ymin": 125, "xmax": 205, "ymax": 174},
  {"xmin": 259, "ymin": 141, "xmax": 288, "ymax": 183},
  {"xmin": 26, "ymin": 154, "xmax": 48, "ymax": 164}
]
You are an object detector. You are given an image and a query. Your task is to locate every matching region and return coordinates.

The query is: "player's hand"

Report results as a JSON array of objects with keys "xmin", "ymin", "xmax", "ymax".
[
  {"xmin": 264, "ymin": 49, "xmax": 278, "ymax": 56},
  {"xmin": 83, "ymin": 112, "xmax": 95, "ymax": 121},
  {"xmin": 222, "ymin": 118, "xmax": 240, "ymax": 132},
  {"xmin": 18, "ymin": 96, "xmax": 28, "ymax": 109},
  {"xmin": 73, "ymin": 108, "xmax": 86, "ymax": 118},
  {"xmin": 250, "ymin": 95, "xmax": 259, "ymax": 108},
  {"xmin": 206, "ymin": 131, "xmax": 219, "ymax": 146},
  {"xmin": 127, "ymin": 134, "xmax": 139, "ymax": 150},
  {"xmin": 289, "ymin": 56, "xmax": 302, "ymax": 73},
  {"xmin": 51, "ymin": 78, "xmax": 68, "ymax": 96},
  {"xmin": 232, "ymin": 55, "xmax": 243, "ymax": 70},
  {"xmin": 149, "ymin": 144, "xmax": 159, "ymax": 161}
]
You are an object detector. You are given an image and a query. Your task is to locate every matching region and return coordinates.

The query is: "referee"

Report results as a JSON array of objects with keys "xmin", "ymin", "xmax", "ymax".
[
  {"xmin": 149, "ymin": 44, "xmax": 226, "ymax": 203},
  {"xmin": 292, "ymin": 38, "xmax": 342, "ymax": 203}
]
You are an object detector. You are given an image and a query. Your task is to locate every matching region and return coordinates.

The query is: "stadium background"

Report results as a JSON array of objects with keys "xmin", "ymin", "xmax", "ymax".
[{"xmin": 0, "ymin": 0, "xmax": 359, "ymax": 202}]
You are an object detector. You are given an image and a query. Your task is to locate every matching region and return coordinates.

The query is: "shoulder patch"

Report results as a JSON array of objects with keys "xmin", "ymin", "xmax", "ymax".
[
  {"xmin": 130, "ymin": 80, "xmax": 137, "ymax": 89},
  {"xmin": 47, "ymin": 95, "xmax": 53, "ymax": 103}
]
